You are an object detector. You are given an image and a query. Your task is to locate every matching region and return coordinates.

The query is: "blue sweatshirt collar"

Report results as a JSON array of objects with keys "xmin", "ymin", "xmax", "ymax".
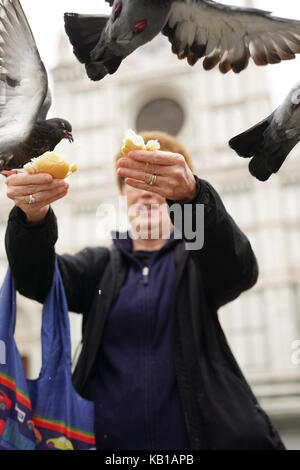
[{"xmin": 111, "ymin": 228, "xmax": 182, "ymax": 267}]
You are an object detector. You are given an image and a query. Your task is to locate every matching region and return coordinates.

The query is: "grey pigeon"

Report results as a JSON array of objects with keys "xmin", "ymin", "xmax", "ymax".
[
  {"xmin": 0, "ymin": 0, "xmax": 73, "ymax": 172},
  {"xmin": 64, "ymin": 0, "xmax": 300, "ymax": 81},
  {"xmin": 229, "ymin": 82, "xmax": 300, "ymax": 181}
]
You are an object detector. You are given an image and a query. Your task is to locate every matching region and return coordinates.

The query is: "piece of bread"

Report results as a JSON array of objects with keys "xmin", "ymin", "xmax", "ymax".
[
  {"xmin": 121, "ymin": 129, "xmax": 160, "ymax": 156},
  {"xmin": 23, "ymin": 152, "xmax": 77, "ymax": 179}
]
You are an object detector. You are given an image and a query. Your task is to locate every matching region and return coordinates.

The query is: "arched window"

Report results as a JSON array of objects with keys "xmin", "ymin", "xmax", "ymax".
[{"xmin": 136, "ymin": 98, "xmax": 184, "ymax": 136}]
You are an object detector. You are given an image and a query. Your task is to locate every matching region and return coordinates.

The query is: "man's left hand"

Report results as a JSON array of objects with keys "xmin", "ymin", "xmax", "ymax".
[{"xmin": 117, "ymin": 150, "xmax": 197, "ymax": 203}]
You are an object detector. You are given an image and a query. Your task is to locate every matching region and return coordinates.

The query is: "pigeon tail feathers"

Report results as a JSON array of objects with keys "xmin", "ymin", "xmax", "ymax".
[
  {"xmin": 85, "ymin": 56, "xmax": 123, "ymax": 81},
  {"xmin": 85, "ymin": 62, "xmax": 108, "ymax": 81},
  {"xmin": 248, "ymin": 152, "xmax": 272, "ymax": 181},
  {"xmin": 249, "ymin": 140, "xmax": 297, "ymax": 181},
  {"xmin": 64, "ymin": 13, "xmax": 109, "ymax": 63},
  {"xmin": 229, "ymin": 117, "xmax": 271, "ymax": 158}
]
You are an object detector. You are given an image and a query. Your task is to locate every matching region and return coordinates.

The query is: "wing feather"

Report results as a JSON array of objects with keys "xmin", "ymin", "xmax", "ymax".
[
  {"xmin": 163, "ymin": 0, "xmax": 300, "ymax": 73},
  {"xmin": 37, "ymin": 87, "xmax": 52, "ymax": 121},
  {"xmin": 0, "ymin": 0, "xmax": 48, "ymax": 157}
]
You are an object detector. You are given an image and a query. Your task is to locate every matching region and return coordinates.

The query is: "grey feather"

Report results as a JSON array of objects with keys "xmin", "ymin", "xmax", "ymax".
[
  {"xmin": 37, "ymin": 88, "xmax": 52, "ymax": 121},
  {"xmin": 229, "ymin": 81, "xmax": 300, "ymax": 181},
  {"xmin": 165, "ymin": 0, "xmax": 300, "ymax": 74},
  {"xmin": 0, "ymin": 0, "xmax": 73, "ymax": 170},
  {"xmin": 64, "ymin": 0, "xmax": 300, "ymax": 81},
  {"xmin": 64, "ymin": 13, "xmax": 109, "ymax": 64}
]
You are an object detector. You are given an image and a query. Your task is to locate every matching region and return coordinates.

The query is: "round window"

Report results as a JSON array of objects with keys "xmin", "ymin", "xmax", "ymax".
[{"xmin": 136, "ymin": 98, "xmax": 184, "ymax": 136}]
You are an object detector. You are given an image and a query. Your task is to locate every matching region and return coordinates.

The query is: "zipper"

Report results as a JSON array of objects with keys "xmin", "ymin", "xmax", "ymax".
[
  {"xmin": 141, "ymin": 263, "xmax": 153, "ymax": 447},
  {"xmin": 142, "ymin": 266, "xmax": 149, "ymax": 286}
]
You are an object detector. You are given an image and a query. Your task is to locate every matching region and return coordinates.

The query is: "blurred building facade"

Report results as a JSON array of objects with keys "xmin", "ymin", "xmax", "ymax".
[{"xmin": 0, "ymin": 8, "xmax": 299, "ymax": 449}]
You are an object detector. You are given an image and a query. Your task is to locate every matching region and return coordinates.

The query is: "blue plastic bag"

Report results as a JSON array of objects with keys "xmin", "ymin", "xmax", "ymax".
[{"xmin": 0, "ymin": 259, "xmax": 95, "ymax": 450}]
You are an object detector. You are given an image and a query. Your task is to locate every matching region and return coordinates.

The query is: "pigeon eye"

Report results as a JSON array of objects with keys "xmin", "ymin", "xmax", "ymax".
[
  {"xmin": 134, "ymin": 19, "xmax": 147, "ymax": 35},
  {"xmin": 113, "ymin": 2, "xmax": 122, "ymax": 22}
]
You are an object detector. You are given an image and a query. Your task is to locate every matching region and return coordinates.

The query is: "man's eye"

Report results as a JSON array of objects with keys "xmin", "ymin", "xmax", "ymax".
[
  {"xmin": 113, "ymin": 2, "xmax": 122, "ymax": 22},
  {"xmin": 134, "ymin": 19, "xmax": 147, "ymax": 35}
]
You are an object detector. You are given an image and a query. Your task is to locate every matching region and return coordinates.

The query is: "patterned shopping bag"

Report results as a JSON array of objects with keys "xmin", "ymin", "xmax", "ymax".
[{"xmin": 0, "ymin": 259, "xmax": 95, "ymax": 450}]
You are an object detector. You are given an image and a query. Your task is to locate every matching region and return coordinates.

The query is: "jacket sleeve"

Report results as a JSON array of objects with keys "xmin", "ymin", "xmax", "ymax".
[
  {"xmin": 5, "ymin": 206, "xmax": 110, "ymax": 314},
  {"xmin": 166, "ymin": 176, "xmax": 259, "ymax": 309}
]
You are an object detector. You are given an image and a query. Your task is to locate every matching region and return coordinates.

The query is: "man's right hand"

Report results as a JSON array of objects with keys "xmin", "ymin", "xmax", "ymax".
[{"xmin": 5, "ymin": 173, "xmax": 69, "ymax": 223}]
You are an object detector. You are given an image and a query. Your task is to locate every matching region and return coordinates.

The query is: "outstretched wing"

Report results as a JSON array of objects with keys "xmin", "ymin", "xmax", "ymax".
[
  {"xmin": 0, "ymin": 0, "xmax": 48, "ymax": 157},
  {"xmin": 163, "ymin": 0, "xmax": 300, "ymax": 73},
  {"xmin": 37, "ymin": 87, "xmax": 52, "ymax": 121}
]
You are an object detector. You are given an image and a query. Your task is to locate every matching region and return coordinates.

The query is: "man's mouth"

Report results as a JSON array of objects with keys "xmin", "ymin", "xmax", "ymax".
[{"xmin": 64, "ymin": 131, "xmax": 74, "ymax": 143}]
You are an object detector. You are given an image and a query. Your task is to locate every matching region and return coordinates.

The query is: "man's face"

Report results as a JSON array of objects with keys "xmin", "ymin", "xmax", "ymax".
[{"xmin": 121, "ymin": 183, "xmax": 173, "ymax": 239}]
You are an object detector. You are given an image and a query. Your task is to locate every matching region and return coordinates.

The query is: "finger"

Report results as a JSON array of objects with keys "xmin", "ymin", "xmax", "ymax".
[
  {"xmin": 117, "ymin": 167, "xmax": 155, "ymax": 184},
  {"xmin": 0, "ymin": 170, "xmax": 21, "ymax": 178},
  {"xmin": 16, "ymin": 186, "xmax": 68, "ymax": 207},
  {"xmin": 31, "ymin": 185, "xmax": 69, "ymax": 205},
  {"xmin": 9, "ymin": 179, "xmax": 67, "ymax": 197},
  {"xmin": 19, "ymin": 189, "xmax": 68, "ymax": 213},
  {"xmin": 128, "ymin": 150, "xmax": 183, "ymax": 166},
  {"xmin": 117, "ymin": 157, "xmax": 168, "ymax": 176},
  {"xmin": 7, "ymin": 173, "xmax": 53, "ymax": 186},
  {"xmin": 44, "ymin": 189, "xmax": 69, "ymax": 206}
]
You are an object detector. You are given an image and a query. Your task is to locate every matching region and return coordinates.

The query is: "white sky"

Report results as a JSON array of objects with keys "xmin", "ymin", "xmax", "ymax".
[{"xmin": 21, "ymin": 0, "xmax": 300, "ymax": 106}]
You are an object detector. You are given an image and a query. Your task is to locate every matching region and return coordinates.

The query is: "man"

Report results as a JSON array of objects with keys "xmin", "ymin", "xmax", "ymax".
[{"xmin": 4, "ymin": 131, "xmax": 285, "ymax": 450}]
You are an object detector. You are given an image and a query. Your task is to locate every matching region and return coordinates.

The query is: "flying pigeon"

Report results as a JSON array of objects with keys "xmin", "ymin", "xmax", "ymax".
[
  {"xmin": 0, "ymin": 0, "xmax": 73, "ymax": 172},
  {"xmin": 229, "ymin": 81, "xmax": 300, "ymax": 181},
  {"xmin": 64, "ymin": 0, "xmax": 300, "ymax": 82}
]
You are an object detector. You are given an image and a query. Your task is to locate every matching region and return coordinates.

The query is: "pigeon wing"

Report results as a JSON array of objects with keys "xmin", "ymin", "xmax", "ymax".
[
  {"xmin": 163, "ymin": 0, "xmax": 300, "ymax": 73},
  {"xmin": 37, "ymin": 87, "xmax": 52, "ymax": 121},
  {"xmin": 0, "ymin": 0, "xmax": 48, "ymax": 157}
]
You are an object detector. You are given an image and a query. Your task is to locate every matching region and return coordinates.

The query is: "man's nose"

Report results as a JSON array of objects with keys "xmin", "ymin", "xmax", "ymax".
[{"xmin": 139, "ymin": 190, "xmax": 158, "ymax": 200}]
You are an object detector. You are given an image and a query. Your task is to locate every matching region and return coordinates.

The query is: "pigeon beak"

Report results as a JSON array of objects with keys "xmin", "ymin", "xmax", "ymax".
[{"xmin": 64, "ymin": 131, "xmax": 74, "ymax": 143}]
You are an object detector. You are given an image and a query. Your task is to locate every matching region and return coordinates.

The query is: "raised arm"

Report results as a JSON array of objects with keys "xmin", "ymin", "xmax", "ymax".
[
  {"xmin": 167, "ymin": 176, "xmax": 259, "ymax": 309},
  {"xmin": 4, "ymin": 173, "xmax": 109, "ymax": 313}
]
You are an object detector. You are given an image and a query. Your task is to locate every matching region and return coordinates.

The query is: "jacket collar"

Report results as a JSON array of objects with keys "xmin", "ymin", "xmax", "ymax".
[{"xmin": 111, "ymin": 228, "xmax": 183, "ymax": 266}]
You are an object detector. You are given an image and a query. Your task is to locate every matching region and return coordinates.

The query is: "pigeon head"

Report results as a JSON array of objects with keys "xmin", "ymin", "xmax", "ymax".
[
  {"xmin": 291, "ymin": 89, "xmax": 300, "ymax": 110},
  {"xmin": 46, "ymin": 118, "xmax": 74, "ymax": 143},
  {"xmin": 90, "ymin": 0, "xmax": 171, "ymax": 73}
]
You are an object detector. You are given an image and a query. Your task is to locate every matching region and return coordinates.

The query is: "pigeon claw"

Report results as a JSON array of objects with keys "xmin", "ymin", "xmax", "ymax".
[{"xmin": 0, "ymin": 170, "xmax": 22, "ymax": 178}]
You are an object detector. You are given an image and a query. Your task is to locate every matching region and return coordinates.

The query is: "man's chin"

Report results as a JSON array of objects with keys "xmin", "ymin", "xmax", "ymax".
[
  {"xmin": 131, "ymin": 220, "xmax": 161, "ymax": 239},
  {"xmin": 140, "ymin": 224, "xmax": 160, "ymax": 236}
]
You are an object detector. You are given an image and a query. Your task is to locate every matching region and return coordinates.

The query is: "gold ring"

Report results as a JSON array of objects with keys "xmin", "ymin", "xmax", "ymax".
[
  {"xmin": 28, "ymin": 194, "xmax": 36, "ymax": 205},
  {"xmin": 149, "ymin": 174, "xmax": 157, "ymax": 186}
]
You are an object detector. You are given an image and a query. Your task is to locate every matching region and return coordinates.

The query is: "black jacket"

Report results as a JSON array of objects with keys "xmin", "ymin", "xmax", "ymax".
[{"xmin": 5, "ymin": 177, "xmax": 285, "ymax": 450}]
